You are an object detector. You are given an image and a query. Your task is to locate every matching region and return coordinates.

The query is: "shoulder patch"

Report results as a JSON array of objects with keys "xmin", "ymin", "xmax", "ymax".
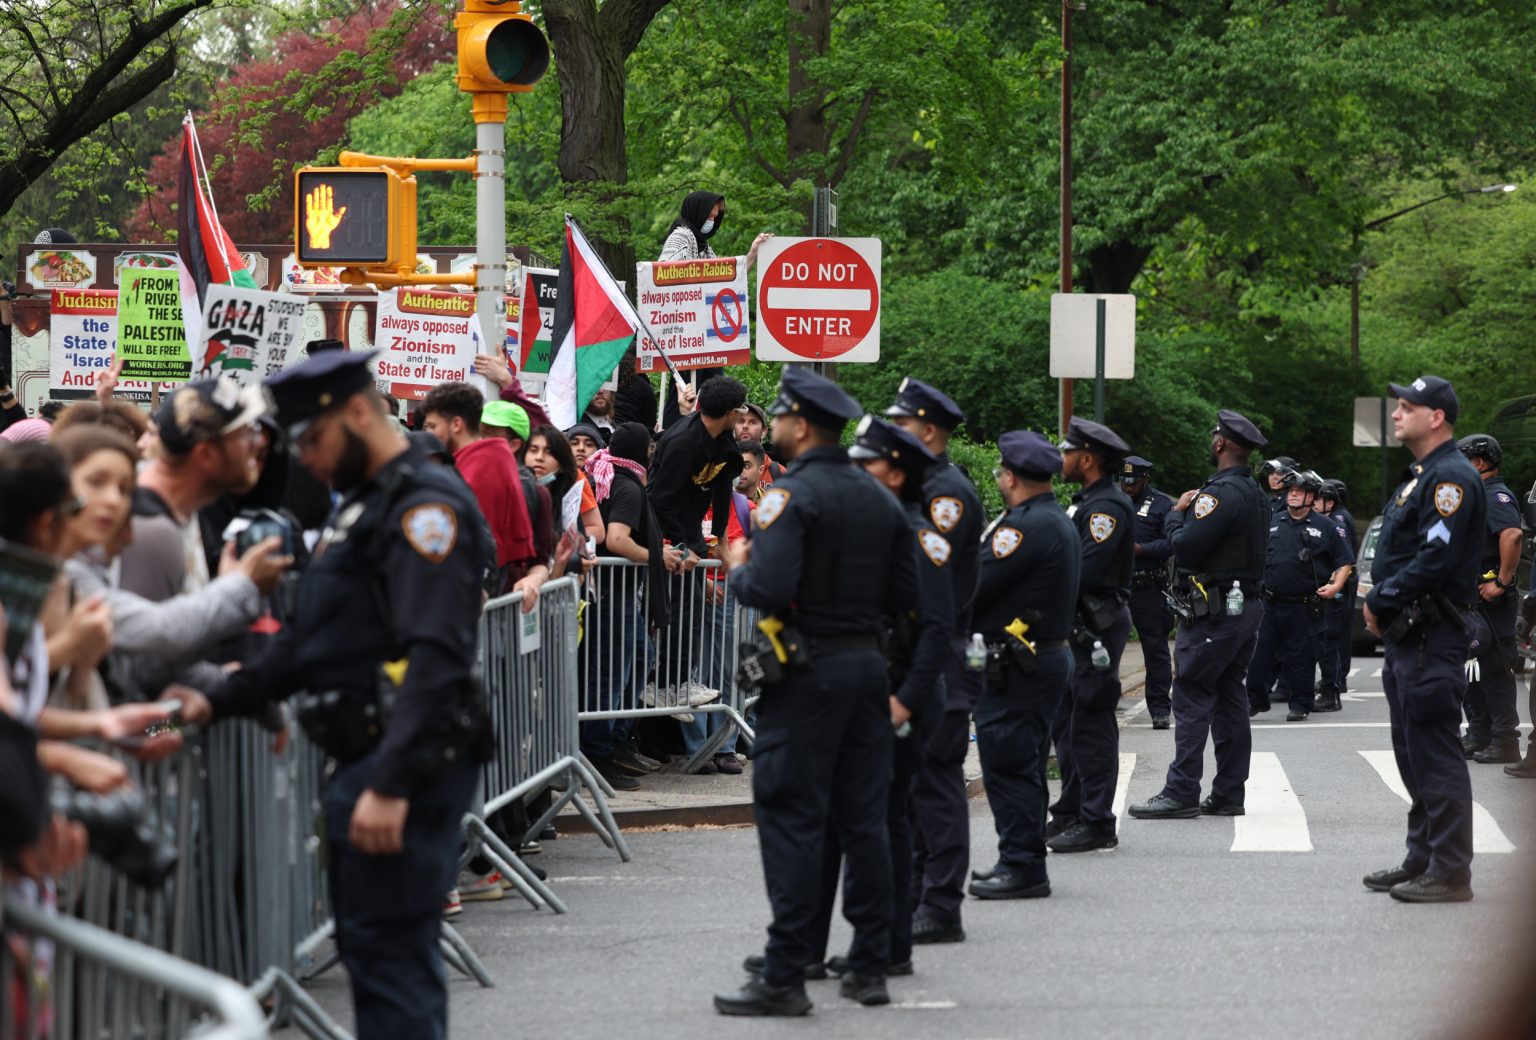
[
  {"xmin": 991, "ymin": 526, "xmax": 1023, "ymax": 558},
  {"xmin": 1434, "ymin": 482, "xmax": 1464, "ymax": 516},
  {"xmin": 1088, "ymin": 512, "xmax": 1117, "ymax": 543},
  {"xmin": 1193, "ymin": 493, "xmax": 1219, "ymax": 519},
  {"xmin": 930, "ymin": 495, "xmax": 963, "ymax": 533},
  {"xmin": 756, "ymin": 488, "xmax": 791, "ymax": 529},
  {"xmin": 1497, "ymin": 491, "xmax": 1514, "ymax": 504},
  {"xmin": 402, "ymin": 503, "xmax": 458, "ymax": 563},
  {"xmin": 919, "ymin": 528, "xmax": 952, "ymax": 566}
]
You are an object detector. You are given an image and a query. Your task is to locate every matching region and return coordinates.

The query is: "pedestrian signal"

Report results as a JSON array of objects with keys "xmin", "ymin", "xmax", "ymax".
[{"xmin": 293, "ymin": 167, "xmax": 417, "ymax": 272}]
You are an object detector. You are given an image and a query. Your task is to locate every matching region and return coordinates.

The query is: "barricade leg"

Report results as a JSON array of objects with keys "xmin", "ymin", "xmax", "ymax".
[
  {"xmin": 462, "ymin": 813, "xmax": 568, "ymax": 914},
  {"xmin": 439, "ymin": 921, "xmax": 495, "ymax": 987}
]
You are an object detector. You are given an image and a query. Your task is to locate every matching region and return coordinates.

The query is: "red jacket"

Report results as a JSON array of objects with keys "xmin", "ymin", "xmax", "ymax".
[{"xmin": 454, "ymin": 437, "xmax": 536, "ymax": 567}]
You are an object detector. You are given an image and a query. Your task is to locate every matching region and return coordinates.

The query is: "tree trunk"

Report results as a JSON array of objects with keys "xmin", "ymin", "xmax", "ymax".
[
  {"xmin": 1081, "ymin": 240, "xmax": 1153, "ymax": 295},
  {"xmin": 543, "ymin": 0, "xmax": 670, "ymax": 284}
]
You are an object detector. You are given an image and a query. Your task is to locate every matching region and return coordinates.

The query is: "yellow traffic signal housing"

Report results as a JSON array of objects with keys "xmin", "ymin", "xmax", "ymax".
[
  {"xmin": 293, "ymin": 166, "xmax": 418, "ymax": 273},
  {"xmin": 456, "ymin": 0, "xmax": 549, "ymax": 95}
]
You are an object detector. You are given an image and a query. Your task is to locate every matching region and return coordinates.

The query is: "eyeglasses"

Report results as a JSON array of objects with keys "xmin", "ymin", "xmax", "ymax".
[{"xmin": 991, "ymin": 467, "xmax": 1004, "ymax": 480}]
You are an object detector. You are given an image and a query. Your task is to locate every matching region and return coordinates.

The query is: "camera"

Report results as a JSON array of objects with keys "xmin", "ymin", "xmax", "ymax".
[
  {"xmin": 231, "ymin": 508, "xmax": 294, "ymax": 556},
  {"xmin": 51, "ymin": 784, "xmax": 179, "ymax": 889}
]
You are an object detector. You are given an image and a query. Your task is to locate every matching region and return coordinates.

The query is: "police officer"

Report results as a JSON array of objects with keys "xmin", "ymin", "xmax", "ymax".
[
  {"xmin": 176, "ymin": 351, "xmax": 492, "ymax": 1039},
  {"xmin": 884, "ymin": 377, "xmax": 982, "ymax": 945},
  {"xmin": 1457, "ymin": 434, "xmax": 1524, "ymax": 765},
  {"xmin": 1131, "ymin": 410, "xmax": 1268, "ymax": 819},
  {"xmin": 1048, "ymin": 418, "xmax": 1134, "ymax": 853},
  {"xmin": 715, "ymin": 368, "xmax": 919, "ymax": 1016},
  {"xmin": 1362, "ymin": 376, "xmax": 1486, "ymax": 903},
  {"xmin": 1246, "ymin": 470, "xmax": 1354, "ymax": 721},
  {"xmin": 1315, "ymin": 478, "xmax": 1358, "ymax": 710},
  {"xmin": 1259, "ymin": 455, "xmax": 1299, "ymax": 515},
  {"xmin": 1121, "ymin": 456, "xmax": 1175, "ymax": 729},
  {"xmin": 798, "ymin": 417, "xmax": 954, "ymax": 980},
  {"xmin": 967, "ymin": 431, "xmax": 1081, "ymax": 898}
]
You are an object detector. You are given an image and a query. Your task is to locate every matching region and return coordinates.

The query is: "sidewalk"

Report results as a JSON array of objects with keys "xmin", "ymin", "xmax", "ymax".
[{"xmin": 561, "ymin": 638, "xmax": 1158, "ymax": 831}]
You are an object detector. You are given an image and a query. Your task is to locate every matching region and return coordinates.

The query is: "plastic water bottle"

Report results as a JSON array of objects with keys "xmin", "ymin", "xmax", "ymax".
[
  {"xmin": 1226, "ymin": 580, "xmax": 1245, "ymax": 616},
  {"xmin": 1091, "ymin": 639, "xmax": 1111, "ymax": 670},
  {"xmin": 965, "ymin": 633, "xmax": 987, "ymax": 672}
]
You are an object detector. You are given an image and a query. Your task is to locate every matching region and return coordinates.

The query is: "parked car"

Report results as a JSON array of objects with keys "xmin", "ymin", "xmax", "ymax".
[{"xmin": 1351, "ymin": 515, "xmax": 1384, "ymax": 654}]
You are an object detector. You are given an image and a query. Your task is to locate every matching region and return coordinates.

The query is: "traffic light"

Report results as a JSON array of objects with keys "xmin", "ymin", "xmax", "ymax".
[
  {"xmin": 293, "ymin": 166, "xmax": 417, "ymax": 273},
  {"xmin": 456, "ymin": 0, "xmax": 549, "ymax": 95}
]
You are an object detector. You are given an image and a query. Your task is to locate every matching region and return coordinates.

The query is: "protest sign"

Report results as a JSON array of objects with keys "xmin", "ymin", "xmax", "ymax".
[
  {"xmin": 50, "ymin": 290, "xmax": 118, "ymax": 396},
  {"xmin": 196, "ymin": 286, "xmax": 310, "ymax": 388},
  {"xmin": 116, "ymin": 268, "xmax": 190, "ymax": 381},
  {"xmin": 635, "ymin": 256, "xmax": 750, "ymax": 373},
  {"xmin": 373, "ymin": 288, "xmax": 478, "ymax": 400},
  {"xmin": 517, "ymin": 267, "xmax": 558, "ymax": 380}
]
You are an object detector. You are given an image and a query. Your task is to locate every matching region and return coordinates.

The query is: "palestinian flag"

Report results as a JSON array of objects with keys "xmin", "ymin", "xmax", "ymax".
[
  {"xmin": 177, "ymin": 113, "xmax": 257, "ymax": 348},
  {"xmin": 545, "ymin": 216, "xmax": 639, "ymax": 429}
]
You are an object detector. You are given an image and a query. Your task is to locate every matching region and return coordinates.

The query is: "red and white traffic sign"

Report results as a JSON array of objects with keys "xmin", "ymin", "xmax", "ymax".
[{"xmin": 755, "ymin": 237, "xmax": 881, "ymax": 362}]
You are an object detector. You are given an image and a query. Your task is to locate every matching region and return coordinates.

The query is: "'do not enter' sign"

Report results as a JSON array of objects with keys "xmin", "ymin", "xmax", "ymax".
[{"xmin": 755, "ymin": 237, "xmax": 881, "ymax": 363}]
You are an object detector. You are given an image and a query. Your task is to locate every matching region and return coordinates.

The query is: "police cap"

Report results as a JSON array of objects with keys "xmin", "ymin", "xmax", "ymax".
[
  {"xmin": 884, "ymin": 376, "xmax": 966, "ymax": 429},
  {"xmin": 1060, "ymin": 416, "xmax": 1130, "ymax": 459},
  {"xmin": 1213, "ymin": 409, "xmax": 1268, "ymax": 449},
  {"xmin": 1120, "ymin": 455, "xmax": 1154, "ymax": 480},
  {"xmin": 999, "ymin": 430, "xmax": 1062, "ymax": 480},
  {"xmin": 767, "ymin": 366, "xmax": 863, "ymax": 432},
  {"xmin": 849, "ymin": 415, "xmax": 937, "ymax": 483},
  {"xmin": 1389, "ymin": 375, "xmax": 1460, "ymax": 425},
  {"xmin": 265, "ymin": 349, "xmax": 378, "ymax": 438}
]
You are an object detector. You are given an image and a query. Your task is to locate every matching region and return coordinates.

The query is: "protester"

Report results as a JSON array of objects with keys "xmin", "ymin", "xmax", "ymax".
[
  {"xmin": 565, "ymin": 423, "xmax": 605, "ymax": 469},
  {"xmin": 613, "ymin": 350, "xmax": 657, "ymax": 429},
  {"xmin": 527, "ymin": 424, "xmax": 605, "ymax": 549}
]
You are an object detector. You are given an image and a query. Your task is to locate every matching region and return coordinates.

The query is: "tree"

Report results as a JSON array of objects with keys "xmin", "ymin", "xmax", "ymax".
[
  {"xmin": 0, "ymin": 0, "xmax": 218, "ymax": 225},
  {"xmin": 124, "ymin": 1, "xmax": 453, "ymax": 243}
]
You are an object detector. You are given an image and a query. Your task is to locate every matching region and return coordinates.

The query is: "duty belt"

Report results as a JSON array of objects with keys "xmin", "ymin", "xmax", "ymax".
[
  {"xmin": 987, "ymin": 638, "xmax": 1069, "ymax": 655},
  {"xmin": 1132, "ymin": 571, "xmax": 1168, "ymax": 590},
  {"xmin": 812, "ymin": 633, "xmax": 882, "ymax": 655},
  {"xmin": 1262, "ymin": 591, "xmax": 1318, "ymax": 604}
]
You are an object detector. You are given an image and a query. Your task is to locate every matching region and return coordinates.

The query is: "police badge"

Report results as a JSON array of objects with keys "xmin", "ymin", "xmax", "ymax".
[
  {"xmin": 756, "ymin": 488, "xmax": 791, "ymax": 528},
  {"xmin": 1434, "ymin": 482, "xmax": 1464, "ymax": 516},
  {"xmin": 1088, "ymin": 512, "xmax": 1117, "ymax": 543},
  {"xmin": 930, "ymin": 496, "xmax": 963, "ymax": 533},
  {"xmin": 1193, "ymin": 493, "xmax": 1218, "ymax": 519},
  {"xmin": 991, "ymin": 526, "xmax": 1023, "ymax": 558},
  {"xmin": 919, "ymin": 528, "xmax": 952, "ymax": 566}
]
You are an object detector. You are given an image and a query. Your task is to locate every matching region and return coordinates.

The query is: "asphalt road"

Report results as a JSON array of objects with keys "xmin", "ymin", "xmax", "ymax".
[{"xmin": 280, "ymin": 655, "xmax": 1536, "ymax": 1040}]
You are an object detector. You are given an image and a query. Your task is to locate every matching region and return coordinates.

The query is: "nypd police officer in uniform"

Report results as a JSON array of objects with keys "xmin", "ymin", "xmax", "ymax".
[
  {"xmin": 1245, "ymin": 470, "xmax": 1354, "ymax": 721},
  {"xmin": 1315, "ymin": 478, "xmax": 1357, "ymax": 710},
  {"xmin": 1456, "ymin": 434, "xmax": 1524, "ymax": 765},
  {"xmin": 1131, "ymin": 410, "xmax": 1268, "ymax": 819},
  {"xmin": 883, "ymin": 377, "xmax": 982, "ymax": 945},
  {"xmin": 1048, "ymin": 418, "xmax": 1135, "ymax": 853},
  {"xmin": 715, "ymin": 367, "xmax": 919, "ymax": 1016},
  {"xmin": 176, "ymin": 351, "xmax": 493, "ymax": 1039},
  {"xmin": 967, "ymin": 431, "xmax": 1081, "ymax": 899},
  {"xmin": 1259, "ymin": 455, "xmax": 1299, "ymax": 515},
  {"xmin": 1362, "ymin": 376, "xmax": 1486, "ymax": 903},
  {"xmin": 1122, "ymin": 456, "xmax": 1175, "ymax": 728}
]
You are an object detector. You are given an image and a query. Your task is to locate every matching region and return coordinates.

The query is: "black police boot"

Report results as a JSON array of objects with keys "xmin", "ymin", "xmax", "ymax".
[
  {"xmin": 1362, "ymin": 864, "xmax": 1422, "ymax": 892},
  {"xmin": 911, "ymin": 910, "xmax": 965, "ymax": 945},
  {"xmin": 1285, "ymin": 710, "xmax": 1309, "ymax": 722},
  {"xmin": 741, "ymin": 954, "xmax": 827, "ymax": 981},
  {"xmin": 970, "ymin": 862, "xmax": 1000, "ymax": 882},
  {"xmin": 968, "ymin": 869, "xmax": 1050, "ymax": 900},
  {"xmin": 1249, "ymin": 700, "xmax": 1271, "ymax": 719},
  {"xmin": 714, "ymin": 977, "xmax": 813, "ymax": 1016},
  {"xmin": 1128, "ymin": 793, "xmax": 1200, "ymax": 819},
  {"xmin": 1199, "ymin": 795, "xmax": 1245, "ymax": 816},
  {"xmin": 839, "ymin": 973, "xmax": 890, "ymax": 1006},
  {"xmin": 1389, "ymin": 875, "xmax": 1474, "ymax": 904},
  {"xmin": 1046, "ymin": 820, "xmax": 1118, "ymax": 853},
  {"xmin": 1314, "ymin": 689, "xmax": 1342, "ymax": 713},
  {"xmin": 1505, "ymin": 753, "xmax": 1536, "ymax": 778},
  {"xmin": 1044, "ymin": 815, "xmax": 1079, "ymax": 839},
  {"xmin": 1471, "ymin": 743, "xmax": 1521, "ymax": 765},
  {"xmin": 1151, "ymin": 713, "xmax": 1172, "ymax": 730},
  {"xmin": 1461, "ymin": 734, "xmax": 1489, "ymax": 759}
]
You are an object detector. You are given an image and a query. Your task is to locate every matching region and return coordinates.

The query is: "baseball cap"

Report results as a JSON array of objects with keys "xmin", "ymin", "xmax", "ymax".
[{"xmin": 155, "ymin": 379, "xmax": 270, "ymax": 456}]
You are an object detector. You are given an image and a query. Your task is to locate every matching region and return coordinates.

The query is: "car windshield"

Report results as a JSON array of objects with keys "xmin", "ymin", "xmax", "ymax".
[{"xmin": 1358, "ymin": 519, "xmax": 1383, "ymax": 570}]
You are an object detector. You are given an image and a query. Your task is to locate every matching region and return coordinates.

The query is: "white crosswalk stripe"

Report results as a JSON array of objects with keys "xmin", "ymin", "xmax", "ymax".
[
  {"xmin": 1358, "ymin": 750, "xmax": 1515, "ymax": 854},
  {"xmin": 1231, "ymin": 752, "xmax": 1311, "ymax": 852},
  {"xmin": 1112, "ymin": 753, "xmax": 1135, "ymax": 834}
]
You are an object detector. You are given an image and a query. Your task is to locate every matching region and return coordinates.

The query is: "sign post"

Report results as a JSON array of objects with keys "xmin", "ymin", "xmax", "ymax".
[
  {"xmin": 1353, "ymin": 395, "xmax": 1402, "ymax": 506},
  {"xmin": 755, "ymin": 237, "xmax": 882, "ymax": 365},
  {"xmin": 1049, "ymin": 293, "xmax": 1135, "ymax": 419}
]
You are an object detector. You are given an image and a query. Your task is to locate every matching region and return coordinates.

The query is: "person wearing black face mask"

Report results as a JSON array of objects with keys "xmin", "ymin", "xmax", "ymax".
[{"xmin": 659, "ymin": 191, "xmax": 774, "ymax": 430}]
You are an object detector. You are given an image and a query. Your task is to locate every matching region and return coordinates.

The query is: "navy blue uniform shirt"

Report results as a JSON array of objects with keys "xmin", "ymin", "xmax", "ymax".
[
  {"xmin": 1129, "ymin": 486, "xmax": 1175, "ymax": 573},
  {"xmin": 1262, "ymin": 509, "xmax": 1355, "ymax": 598},
  {"xmin": 974, "ymin": 491, "xmax": 1082, "ymax": 641},
  {"xmin": 1165, "ymin": 465, "xmax": 1268, "ymax": 584},
  {"xmin": 923, "ymin": 453, "xmax": 983, "ymax": 632},
  {"xmin": 1367, "ymin": 439, "xmax": 1487, "ymax": 612},
  {"xmin": 1067, "ymin": 476, "xmax": 1135, "ymax": 597},
  {"xmin": 894, "ymin": 499, "xmax": 955, "ymax": 717},
  {"xmin": 1480, "ymin": 477, "xmax": 1523, "ymax": 573},
  {"xmin": 730, "ymin": 445, "xmax": 918, "ymax": 638}
]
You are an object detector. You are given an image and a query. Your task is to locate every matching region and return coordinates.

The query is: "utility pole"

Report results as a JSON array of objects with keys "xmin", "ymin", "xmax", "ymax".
[{"xmin": 1058, "ymin": 0, "xmax": 1074, "ymax": 437}]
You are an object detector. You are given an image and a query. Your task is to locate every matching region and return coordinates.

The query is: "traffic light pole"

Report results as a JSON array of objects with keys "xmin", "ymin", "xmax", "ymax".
[{"xmin": 473, "ymin": 95, "xmax": 508, "ymax": 399}]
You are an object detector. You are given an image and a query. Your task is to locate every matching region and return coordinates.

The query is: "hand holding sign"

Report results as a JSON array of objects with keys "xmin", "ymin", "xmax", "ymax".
[{"xmin": 304, "ymin": 184, "xmax": 347, "ymax": 249}]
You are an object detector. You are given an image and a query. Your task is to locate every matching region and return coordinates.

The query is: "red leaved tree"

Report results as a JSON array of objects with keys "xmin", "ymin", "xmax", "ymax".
[{"xmin": 126, "ymin": 2, "xmax": 452, "ymax": 244}]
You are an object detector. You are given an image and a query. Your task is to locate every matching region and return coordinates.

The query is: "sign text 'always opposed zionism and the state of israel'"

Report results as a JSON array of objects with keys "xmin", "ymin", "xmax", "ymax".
[
  {"xmin": 373, "ymin": 288, "xmax": 478, "ymax": 400},
  {"xmin": 635, "ymin": 256, "xmax": 751, "ymax": 372}
]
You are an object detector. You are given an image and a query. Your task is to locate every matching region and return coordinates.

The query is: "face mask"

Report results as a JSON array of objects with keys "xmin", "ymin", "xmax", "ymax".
[
  {"xmin": 536, "ymin": 471, "xmax": 557, "ymax": 486},
  {"xmin": 700, "ymin": 219, "xmax": 716, "ymax": 235}
]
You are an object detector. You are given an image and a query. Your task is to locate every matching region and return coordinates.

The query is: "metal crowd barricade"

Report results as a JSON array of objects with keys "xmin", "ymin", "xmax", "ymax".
[
  {"xmin": 1, "ymin": 897, "xmax": 266, "ymax": 1040},
  {"xmin": 469, "ymin": 575, "xmax": 631, "ymax": 915},
  {"xmin": 580, "ymin": 559, "xmax": 757, "ymax": 776}
]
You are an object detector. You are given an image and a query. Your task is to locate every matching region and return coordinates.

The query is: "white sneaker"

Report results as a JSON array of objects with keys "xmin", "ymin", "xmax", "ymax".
[
  {"xmin": 642, "ymin": 683, "xmax": 680, "ymax": 708},
  {"xmin": 443, "ymin": 889, "xmax": 463, "ymax": 917},
  {"xmin": 458, "ymin": 871, "xmax": 505, "ymax": 902},
  {"xmin": 683, "ymin": 681, "xmax": 720, "ymax": 706},
  {"xmin": 670, "ymin": 712, "xmax": 696, "ymax": 724}
]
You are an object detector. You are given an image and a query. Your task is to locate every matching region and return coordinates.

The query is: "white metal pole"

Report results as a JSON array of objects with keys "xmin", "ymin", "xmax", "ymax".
[{"xmin": 474, "ymin": 119, "xmax": 505, "ymax": 399}]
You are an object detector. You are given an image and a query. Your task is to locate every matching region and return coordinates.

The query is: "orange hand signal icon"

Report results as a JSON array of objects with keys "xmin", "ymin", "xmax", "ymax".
[{"xmin": 304, "ymin": 183, "xmax": 347, "ymax": 249}]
